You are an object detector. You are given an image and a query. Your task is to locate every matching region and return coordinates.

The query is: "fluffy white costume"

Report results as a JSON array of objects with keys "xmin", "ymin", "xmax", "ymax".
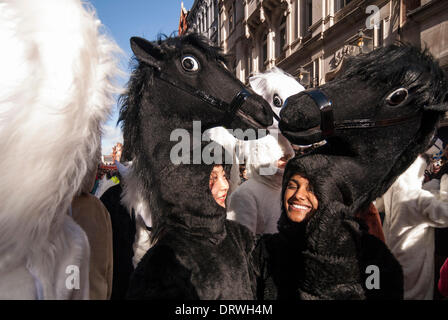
[
  {"xmin": 376, "ymin": 156, "xmax": 448, "ymax": 300},
  {"xmin": 226, "ymin": 67, "xmax": 304, "ymax": 234},
  {"xmin": 0, "ymin": 0, "xmax": 122, "ymax": 299}
]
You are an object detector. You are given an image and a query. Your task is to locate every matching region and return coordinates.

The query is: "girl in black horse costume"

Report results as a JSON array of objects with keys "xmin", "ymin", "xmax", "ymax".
[
  {"xmin": 120, "ymin": 34, "xmax": 273, "ymax": 299},
  {"xmin": 256, "ymin": 45, "xmax": 448, "ymax": 299}
]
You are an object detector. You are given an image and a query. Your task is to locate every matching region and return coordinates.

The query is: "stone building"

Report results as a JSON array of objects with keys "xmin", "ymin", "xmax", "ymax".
[
  {"xmin": 185, "ymin": 0, "xmax": 221, "ymax": 45},
  {"xmin": 212, "ymin": 0, "xmax": 448, "ymax": 88},
  {"xmin": 182, "ymin": 0, "xmax": 448, "ymax": 122}
]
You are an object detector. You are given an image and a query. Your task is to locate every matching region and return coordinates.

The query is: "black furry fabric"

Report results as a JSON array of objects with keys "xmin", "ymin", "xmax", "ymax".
[
  {"xmin": 100, "ymin": 184, "xmax": 136, "ymax": 300},
  {"xmin": 120, "ymin": 34, "xmax": 273, "ymax": 300},
  {"xmin": 125, "ymin": 153, "xmax": 258, "ymax": 300},
  {"xmin": 255, "ymin": 155, "xmax": 403, "ymax": 300},
  {"xmin": 256, "ymin": 45, "xmax": 448, "ymax": 300},
  {"xmin": 128, "ymin": 219, "xmax": 256, "ymax": 299}
]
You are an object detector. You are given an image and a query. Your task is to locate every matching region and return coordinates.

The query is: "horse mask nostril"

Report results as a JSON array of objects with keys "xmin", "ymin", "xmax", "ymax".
[{"xmin": 280, "ymin": 92, "xmax": 322, "ymax": 129}]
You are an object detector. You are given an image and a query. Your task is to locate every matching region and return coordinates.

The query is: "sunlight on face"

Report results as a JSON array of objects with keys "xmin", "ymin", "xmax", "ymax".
[
  {"xmin": 209, "ymin": 165, "xmax": 229, "ymax": 208},
  {"xmin": 284, "ymin": 174, "xmax": 318, "ymax": 223}
]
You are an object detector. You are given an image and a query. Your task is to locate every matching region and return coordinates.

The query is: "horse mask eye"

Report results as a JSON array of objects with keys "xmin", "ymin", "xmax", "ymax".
[
  {"xmin": 273, "ymin": 94, "xmax": 283, "ymax": 108},
  {"xmin": 181, "ymin": 55, "xmax": 199, "ymax": 72},
  {"xmin": 386, "ymin": 88, "xmax": 408, "ymax": 106}
]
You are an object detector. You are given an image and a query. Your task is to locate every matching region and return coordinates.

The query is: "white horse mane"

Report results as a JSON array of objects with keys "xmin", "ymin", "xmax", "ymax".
[{"xmin": 0, "ymin": 0, "xmax": 122, "ymax": 298}]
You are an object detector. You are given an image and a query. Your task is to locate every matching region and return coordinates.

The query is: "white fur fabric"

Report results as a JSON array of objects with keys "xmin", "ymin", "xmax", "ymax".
[
  {"xmin": 0, "ymin": 0, "xmax": 122, "ymax": 299},
  {"xmin": 243, "ymin": 67, "xmax": 304, "ymax": 179},
  {"xmin": 226, "ymin": 67, "xmax": 304, "ymax": 234},
  {"xmin": 377, "ymin": 156, "xmax": 448, "ymax": 299},
  {"xmin": 119, "ymin": 164, "xmax": 153, "ymax": 268}
]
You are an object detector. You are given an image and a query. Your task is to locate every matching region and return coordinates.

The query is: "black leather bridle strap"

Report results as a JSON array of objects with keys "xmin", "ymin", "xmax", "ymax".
[
  {"xmin": 154, "ymin": 71, "xmax": 252, "ymax": 125},
  {"xmin": 304, "ymin": 89, "xmax": 334, "ymax": 137},
  {"xmin": 334, "ymin": 114, "xmax": 421, "ymax": 129},
  {"xmin": 302, "ymin": 88, "xmax": 421, "ymax": 138},
  {"xmin": 226, "ymin": 89, "xmax": 252, "ymax": 125}
]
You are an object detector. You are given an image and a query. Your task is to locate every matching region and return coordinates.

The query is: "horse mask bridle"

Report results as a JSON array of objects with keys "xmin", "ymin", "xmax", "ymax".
[
  {"xmin": 130, "ymin": 37, "xmax": 256, "ymax": 128},
  {"xmin": 295, "ymin": 88, "xmax": 422, "ymax": 139},
  {"xmin": 154, "ymin": 70, "xmax": 253, "ymax": 128}
]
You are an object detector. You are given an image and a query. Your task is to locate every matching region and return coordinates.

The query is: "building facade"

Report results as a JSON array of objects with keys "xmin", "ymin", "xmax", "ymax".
[
  {"xmin": 210, "ymin": 0, "xmax": 448, "ymax": 88},
  {"xmin": 183, "ymin": 0, "xmax": 448, "ymax": 122},
  {"xmin": 186, "ymin": 0, "xmax": 221, "ymax": 45}
]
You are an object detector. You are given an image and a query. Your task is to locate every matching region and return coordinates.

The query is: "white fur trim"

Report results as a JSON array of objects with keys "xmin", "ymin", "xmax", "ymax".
[{"xmin": 0, "ymin": 0, "xmax": 122, "ymax": 299}]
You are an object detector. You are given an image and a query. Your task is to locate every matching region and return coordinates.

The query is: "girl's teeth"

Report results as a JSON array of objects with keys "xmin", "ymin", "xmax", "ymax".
[{"xmin": 292, "ymin": 204, "xmax": 309, "ymax": 210}]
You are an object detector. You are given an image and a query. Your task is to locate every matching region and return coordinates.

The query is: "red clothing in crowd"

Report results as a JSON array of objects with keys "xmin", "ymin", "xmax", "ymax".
[
  {"xmin": 438, "ymin": 258, "xmax": 448, "ymax": 297},
  {"xmin": 355, "ymin": 202, "xmax": 386, "ymax": 243}
]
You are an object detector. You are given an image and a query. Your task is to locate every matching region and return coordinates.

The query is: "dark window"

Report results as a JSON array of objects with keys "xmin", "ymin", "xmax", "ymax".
[
  {"xmin": 280, "ymin": 27, "xmax": 286, "ymax": 50},
  {"xmin": 335, "ymin": 0, "xmax": 353, "ymax": 12},
  {"xmin": 306, "ymin": 0, "xmax": 313, "ymax": 28},
  {"xmin": 279, "ymin": 15, "xmax": 287, "ymax": 51},
  {"xmin": 228, "ymin": 4, "xmax": 235, "ymax": 31},
  {"xmin": 262, "ymin": 32, "xmax": 268, "ymax": 63},
  {"xmin": 405, "ymin": 0, "xmax": 421, "ymax": 12}
]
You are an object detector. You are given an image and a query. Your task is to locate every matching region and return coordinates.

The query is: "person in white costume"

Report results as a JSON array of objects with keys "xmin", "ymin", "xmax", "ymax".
[
  {"xmin": 227, "ymin": 67, "xmax": 304, "ymax": 235},
  {"xmin": 0, "ymin": 0, "xmax": 122, "ymax": 299},
  {"xmin": 376, "ymin": 153, "xmax": 448, "ymax": 300}
]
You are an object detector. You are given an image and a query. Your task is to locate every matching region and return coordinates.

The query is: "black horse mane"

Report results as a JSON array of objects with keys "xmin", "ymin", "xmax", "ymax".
[
  {"xmin": 118, "ymin": 33, "xmax": 227, "ymax": 161},
  {"xmin": 333, "ymin": 44, "xmax": 448, "ymax": 209},
  {"xmin": 154, "ymin": 33, "xmax": 227, "ymax": 63},
  {"xmin": 341, "ymin": 44, "xmax": 448, "ymax": 107}
]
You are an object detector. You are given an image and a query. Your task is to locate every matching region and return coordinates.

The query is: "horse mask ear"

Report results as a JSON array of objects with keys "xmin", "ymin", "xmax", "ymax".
[{"xmin": 130, "ymin": 37, "xmax": 163, "ymax": 70}]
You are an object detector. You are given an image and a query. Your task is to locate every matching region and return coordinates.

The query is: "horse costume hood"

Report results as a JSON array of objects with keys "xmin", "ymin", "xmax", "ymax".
[
  {"xmin": 256, "ymin": 45, "xmax": 448, "ymax": 300},
  {"xmin": 120, "ymin": 34, "xmax": 273, "ymax": 299},
  {"xmin": 0, "ymin": 0, "xmax": 122, "ymax": 298}
]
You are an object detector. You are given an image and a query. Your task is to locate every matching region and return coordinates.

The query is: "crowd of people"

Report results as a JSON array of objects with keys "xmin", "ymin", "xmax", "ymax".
[
  {"xmin": 7, "ymin": 0, "xmax": 448, "ymax": 302},
  {"xmin": 82, "ymin": 127, "xmax": 448, "ymax": 300}
]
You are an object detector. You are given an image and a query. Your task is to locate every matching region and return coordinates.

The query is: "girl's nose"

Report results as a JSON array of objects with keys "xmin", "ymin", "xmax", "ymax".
[
  {"xmin": 295, "ymin": 187, "xmax": 307, "ymax": 200},
  {"xmin": 218, "ymin": 177, "xmax": 229, "ymax": 191}
]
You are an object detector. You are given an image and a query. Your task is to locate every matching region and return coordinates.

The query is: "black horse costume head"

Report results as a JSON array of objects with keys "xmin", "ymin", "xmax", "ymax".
[
  {"xmin": 270, "ymin": 45, "xmax": 448, "ymax": 300},
  {"xmin": 280, "ymin": 45, "xmax": 448, "ymax": 210},
  {"xmin": 119, "ymin": 34, "xmax": 273, "ymax": 240},
  {"xmin": 120, "ymin": 34, "xmax": 274, "ymax": 299}
]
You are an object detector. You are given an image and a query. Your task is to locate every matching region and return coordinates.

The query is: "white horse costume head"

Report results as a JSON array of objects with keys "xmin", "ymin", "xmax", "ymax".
[
  {"xmin": 243, "ymin": 67, "xmax": 305, "ymax": 181},
  {"xmin": 0, "ymin": 0, "xmax": 122, "ymax": 299},
  {"xmin": 249, "ymin": 66, "xmax": 305, "ymax": 129}
]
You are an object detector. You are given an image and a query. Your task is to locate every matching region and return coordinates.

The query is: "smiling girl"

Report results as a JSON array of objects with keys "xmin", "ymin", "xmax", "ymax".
[
  {"xmin": 209, "ymin": 165, "xmax": 229, "ymax": 208},
  {"xmin": 284, "ymin": 174, "xmax": 318, "ymax": 223}
]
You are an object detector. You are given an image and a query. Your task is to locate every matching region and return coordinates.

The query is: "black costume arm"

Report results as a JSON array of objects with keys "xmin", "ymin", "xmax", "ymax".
[{"xmin": 126, "ymin": 245, "xmax": 199, "ymax": 300}]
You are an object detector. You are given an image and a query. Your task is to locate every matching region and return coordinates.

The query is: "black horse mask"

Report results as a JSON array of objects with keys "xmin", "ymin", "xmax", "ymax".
[
  {"xmin": 120, "ymin": 34, "xmax": 273, "ymax": 299},
  {"xmin": 268, "ymin": 45, "xmax": 448, "ymax": 300}
]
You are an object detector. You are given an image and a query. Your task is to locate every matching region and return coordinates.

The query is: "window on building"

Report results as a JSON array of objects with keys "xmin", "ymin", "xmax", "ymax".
[
  {"xmin": 279, "ymin": 15, "xmax": 287, "ymax": 51},
  {"xmin": 313, "ymin": 59, "xmax": 320, "ymax": 87},
  {"xmin": 228, "ymin": 4, "xmax": 234, "ymax": 31},
  {"xmin": 293, "ymin": 0, "xmax": 298, "ymax": 40},
  {"xmin": 334, "ymin": 0, "xmax": 353, "ymax": 12},
  {"xmin": 377, "ymin": 20, "xmax": 384, "ymax": 48},
  {"xmin": 262, "ymin": 32, "xmax": 268, "ymax": 64},
  {"xmin": 306, "ymin": 0, "xmax": 313, "ymax": 29},
  {"xmin": 404, "ymin": 0, "xmax": 421, "ymax": 12}
]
